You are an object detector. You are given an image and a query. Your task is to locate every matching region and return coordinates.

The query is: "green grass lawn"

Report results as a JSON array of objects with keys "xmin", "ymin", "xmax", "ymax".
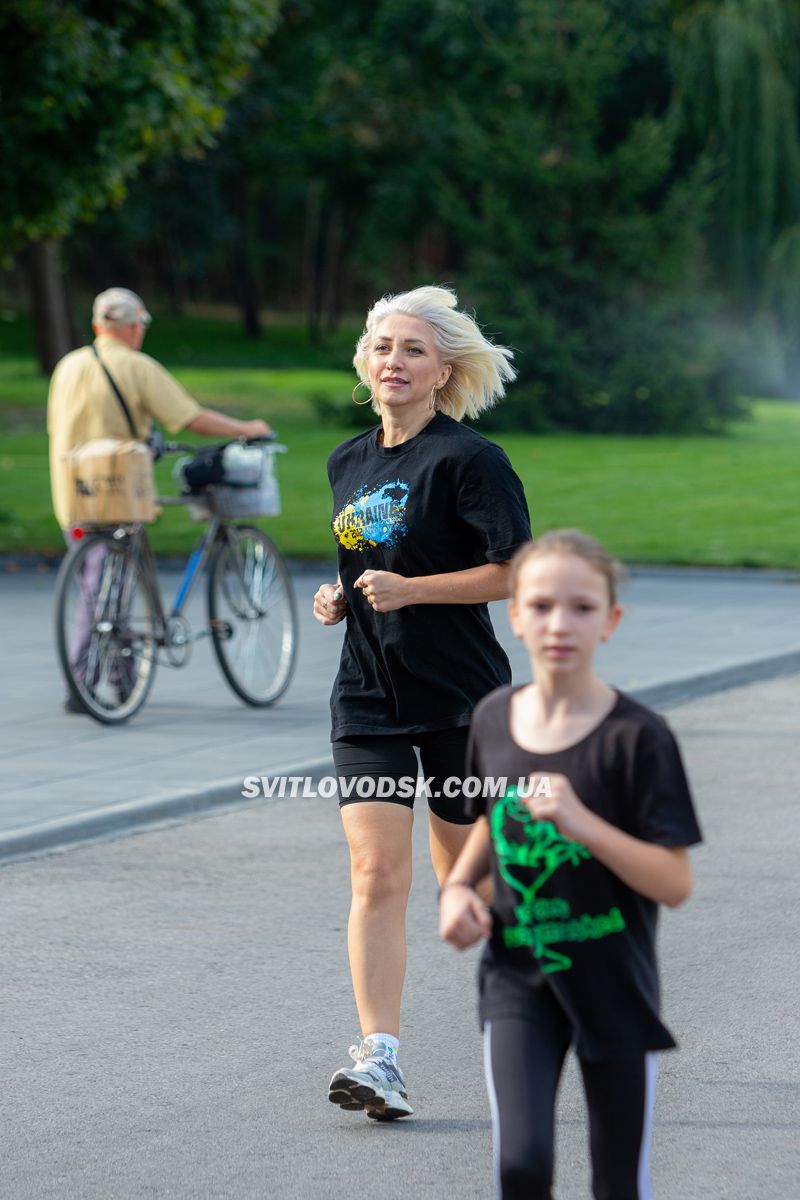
[{"xmin": 0, "ymin": 310, "xmax": 797, "ymax": 565}]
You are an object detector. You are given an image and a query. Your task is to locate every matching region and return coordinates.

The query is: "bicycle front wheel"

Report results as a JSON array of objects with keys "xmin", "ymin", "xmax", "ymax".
[
  {"xmin": 208, "ymin": 525, "xmax": 297, "ymax": 706},
  {"xmin": 54, "ymin": 531, "xmax": 158, "ymax": 724}
]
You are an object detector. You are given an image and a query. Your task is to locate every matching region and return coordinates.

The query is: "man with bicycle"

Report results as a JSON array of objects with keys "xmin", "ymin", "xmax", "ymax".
[{"xmin": 48, "ymin": 287, "xmax": 271, "ymax": 713}]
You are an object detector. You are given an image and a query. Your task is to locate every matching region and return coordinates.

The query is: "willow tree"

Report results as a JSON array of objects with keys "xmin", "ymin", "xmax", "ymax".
[{"xmin": 672, "ymin": 0, "xmax": 800, "ymax": 300}]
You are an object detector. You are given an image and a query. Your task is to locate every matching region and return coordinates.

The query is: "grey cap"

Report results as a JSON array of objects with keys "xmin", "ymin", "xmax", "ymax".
[{"xmin": 92, "ymin": 287, "xmax": 152, "ymax": 329}]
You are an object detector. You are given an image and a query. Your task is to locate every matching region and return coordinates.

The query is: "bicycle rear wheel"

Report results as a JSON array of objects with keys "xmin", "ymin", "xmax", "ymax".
[
  {"xmin": 54, "ymin": 531, "xmax": 158, "ymax": 724},
  {"xmin": 208, "ymin": 525, "xmax": 297, "ymax": 706}
]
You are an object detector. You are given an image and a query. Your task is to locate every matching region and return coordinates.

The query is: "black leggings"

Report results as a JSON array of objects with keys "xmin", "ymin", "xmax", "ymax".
[
  {"xmin": 484, "ymin": 1016, "xmax": 658, "ymax": 1200},
  {"xmin": 331, "ymin": 727, "xmax": 474, "ymax": 824}
]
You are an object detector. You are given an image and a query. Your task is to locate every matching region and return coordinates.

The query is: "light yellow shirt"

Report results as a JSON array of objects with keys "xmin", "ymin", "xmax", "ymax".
[{"xmin": 48, "ymin": 334, "xmax": 200, "ymax": 527}]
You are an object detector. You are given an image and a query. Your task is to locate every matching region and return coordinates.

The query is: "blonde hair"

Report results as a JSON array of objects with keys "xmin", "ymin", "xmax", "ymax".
[
  {"xmin": 352, "ymin": 285, "xmax": 516, "ymax": 421},
  {"xmin": 510, "ymin": 530, "xmax": 628, "ymax": 606}
]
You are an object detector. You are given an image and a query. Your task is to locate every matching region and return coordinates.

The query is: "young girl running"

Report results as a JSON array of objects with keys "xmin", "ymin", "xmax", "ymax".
[{"xmin": 440, "ymin": 530, "xmax": 702, "ymax": 1200}]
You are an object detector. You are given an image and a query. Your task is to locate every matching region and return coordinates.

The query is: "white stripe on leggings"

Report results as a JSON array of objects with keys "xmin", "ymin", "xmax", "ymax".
[
  {"xmin": 637, "ymin": 1052, "xmax": 659, "ymax": 1200},
  {"xmin": 483, "ymin": 1022, "xmax": 503, "ymax": 1199},
  {"xmin": 483, "ymin": 1028, "xmax": 658, "ymax": 1199}
]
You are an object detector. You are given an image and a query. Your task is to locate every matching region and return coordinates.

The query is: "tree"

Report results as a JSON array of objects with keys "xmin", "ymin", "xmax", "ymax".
[
  {"xmin": 45, "ymin": 0, "xmax": 780, "ymax": 424},
  {"xmin": 423, "ymin": 0, "xmax": 742, "ymax": 432},
  {"xmin": 672, "ymin": 0, "xmax": 800, "ymax": 301},
  {"xmin": 261, "ymin": 0, "xmax": 743, "ymax": 431},
  {"xmin": 0, "ymin": 0, "xmax": 278, "ymax": 369},
  {"xmin": 213, "ymin": 0, "xmax": 417, "ymax": 339}
]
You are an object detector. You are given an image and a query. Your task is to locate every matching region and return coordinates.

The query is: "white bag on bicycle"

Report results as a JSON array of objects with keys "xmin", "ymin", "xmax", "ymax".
[
  {"xmin": 210, "ymin": 444, "xmax": 282, "ymax": 518},
  {"xmin": 221, "ymin": 444, "xmax": 265, "ymax": 486}
]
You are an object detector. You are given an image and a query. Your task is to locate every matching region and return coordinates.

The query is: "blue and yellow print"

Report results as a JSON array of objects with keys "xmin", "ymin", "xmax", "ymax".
[{"xmin": 332, "ymin": 480, "xmax": 409, "ymax": 551}]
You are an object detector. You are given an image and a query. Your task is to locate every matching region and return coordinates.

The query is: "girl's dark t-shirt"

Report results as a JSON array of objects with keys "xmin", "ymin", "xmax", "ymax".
[
  {"xmin": 327, "ymin": 413, "xmax": 531, "ymax": 739},
  {"xmin": 466, "ymin": 685, "xmax": 702, "ymax": 1060}
]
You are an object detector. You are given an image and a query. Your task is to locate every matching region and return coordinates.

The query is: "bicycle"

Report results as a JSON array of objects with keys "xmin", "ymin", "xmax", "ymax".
[{"xmin": 54, "ymin": 437, "xmax": 297, "ymax": 725}]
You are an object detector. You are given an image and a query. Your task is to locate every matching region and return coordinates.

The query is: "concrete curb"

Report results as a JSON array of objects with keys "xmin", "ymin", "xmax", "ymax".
[
  {"xmin": 4, "ymin": 554, "xmax": 800, "ymax": 581},
  {"xmin": 0, "ymin": 756, "xmax": 334, "ymax": 867},
  {"xmin": 2, "ymin": 650, "xmax": 798, "ymax": 867},
  {"xmin": 632, "ymin": 649, "xmax": 800, "ymax": 710}
]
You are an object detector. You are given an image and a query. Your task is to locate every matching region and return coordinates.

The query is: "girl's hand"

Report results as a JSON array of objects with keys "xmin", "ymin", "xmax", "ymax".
[
  {"xmin": 439, "ymin": 884, "xmax": 493, "ymax": 950},
  {"xmin": 523, "ymin": 773, "xmax": 596, "ymax": 844},
  {"xmin": 354, "ymin": 569, "xmax": 412, "ymax": 613},
  {"xmin": 313, "ymin": 581, "xmax": 347, "ymax": 626}
]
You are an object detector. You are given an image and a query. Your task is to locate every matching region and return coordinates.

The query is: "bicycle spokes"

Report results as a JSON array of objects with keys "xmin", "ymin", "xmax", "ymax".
[
  {"xmin": 55, "ymin": 533, "xmax": 158, "ymax": 723},
  {"xmin": 208, "ymin": 526, "xmax": 297, "ymax": 706}
]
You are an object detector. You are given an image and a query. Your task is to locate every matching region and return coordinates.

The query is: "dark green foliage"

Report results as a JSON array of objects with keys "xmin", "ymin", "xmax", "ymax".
[
  {"xmin": 0, "ymin": 0, "xmax": 278, "ymax": 250},
  {"xmin": 18, "ymin": 0, "xmax": 800, "ymax": 429},
  {"xmin": 276, "ymin": 0, "xmax": 752, "ymax": 431},
  {"xmin": 480, "ymin": 297, "xmax": 745, "ymax": 434},
  {"xmin": 426, "ymin": 1, "xmax": 742, "ymax": 432}
]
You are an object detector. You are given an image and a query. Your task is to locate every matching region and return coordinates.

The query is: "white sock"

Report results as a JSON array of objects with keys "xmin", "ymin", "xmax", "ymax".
[{"xmin": 367, "ymin": 1032, "xmax": 399, "ymax": 1058}]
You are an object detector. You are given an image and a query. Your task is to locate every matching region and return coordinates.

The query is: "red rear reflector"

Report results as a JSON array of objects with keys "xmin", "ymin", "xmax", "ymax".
[{"xmin": 71, "ymin": 527, "xmax": 85, "ymax": 540}]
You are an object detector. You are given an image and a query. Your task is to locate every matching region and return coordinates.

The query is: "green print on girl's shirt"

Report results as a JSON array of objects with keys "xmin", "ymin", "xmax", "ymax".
[{"xmin": 491, "ymin": 786, "xmax": 626, "ymax": 974}]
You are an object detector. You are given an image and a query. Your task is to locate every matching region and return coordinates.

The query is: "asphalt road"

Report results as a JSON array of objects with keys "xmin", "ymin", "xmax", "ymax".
[{"xmin": 2, "ymin": 675, "xmax": 798, "ymax": 1200}]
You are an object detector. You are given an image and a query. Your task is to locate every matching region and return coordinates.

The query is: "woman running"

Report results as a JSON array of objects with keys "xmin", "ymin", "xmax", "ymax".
[
  {"xmin": 440, "ymin": 530, "xmax": 702, "ymax": 1198},
  {"xmin": 313, "ymin": 285, "xmax": 531, "ymax": 1120}
]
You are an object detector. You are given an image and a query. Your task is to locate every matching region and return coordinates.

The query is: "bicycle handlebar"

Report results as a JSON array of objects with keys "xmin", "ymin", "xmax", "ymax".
[{"xmin": 158, "ymin": 433, "xmax": 279, "ymax": 458}]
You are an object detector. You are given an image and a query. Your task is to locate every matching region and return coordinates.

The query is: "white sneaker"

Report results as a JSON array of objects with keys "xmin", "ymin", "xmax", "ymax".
[{"xmin": 328, "ymin": 1038, "xmax": 413, "ymax": 1120}]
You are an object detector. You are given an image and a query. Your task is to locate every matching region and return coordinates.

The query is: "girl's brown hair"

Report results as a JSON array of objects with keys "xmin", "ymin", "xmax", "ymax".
[{"xmin": 509, "ymin": 530, "xmax": 627, "ymax": 606}]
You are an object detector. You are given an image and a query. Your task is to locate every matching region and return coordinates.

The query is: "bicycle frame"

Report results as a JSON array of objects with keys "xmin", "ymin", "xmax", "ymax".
[
  {"xmin": 123, "ymin": 514, "xmax": 225, "ymax": 646},
  {"xmin": 166, "ymin": 516, "xmax": 223, "ymax": 624}
]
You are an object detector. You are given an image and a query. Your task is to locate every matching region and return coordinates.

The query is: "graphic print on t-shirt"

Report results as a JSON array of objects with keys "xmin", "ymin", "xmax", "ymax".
[
  {"xmin": 332, "ymin": 479, "xmax": 409, "ymax": 551},
  {"xmin": 492, "ymin": 785, "xmax": 626, "ymax": 973}
]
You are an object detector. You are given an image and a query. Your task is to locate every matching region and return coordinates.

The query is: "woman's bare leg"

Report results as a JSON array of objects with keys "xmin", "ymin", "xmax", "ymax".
[
  {"xmin": 428, "ymin": 810, "xmax": 474, "ymax": 885},
  {"xmin": 429, "ymin": 810, "xmax": 492, "ymax": 901},
  {"xmin": 341, "ymin": 801, "xmax": 414, "ymax": 1037}
]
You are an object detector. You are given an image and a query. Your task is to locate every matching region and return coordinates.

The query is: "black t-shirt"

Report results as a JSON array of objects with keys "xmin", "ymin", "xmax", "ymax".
[
  {"xmin": 466, "ymin": 686, "xmax": 702, "ymax": 1060},
  {"xmin": 327, "ymin": 413, "xmax": 531, "ymax": 739}
]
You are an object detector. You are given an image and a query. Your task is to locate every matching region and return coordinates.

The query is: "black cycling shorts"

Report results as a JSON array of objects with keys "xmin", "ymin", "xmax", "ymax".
[{"xmin": 331, "ymin": 727, "xmax": 474, "ymax": 825}]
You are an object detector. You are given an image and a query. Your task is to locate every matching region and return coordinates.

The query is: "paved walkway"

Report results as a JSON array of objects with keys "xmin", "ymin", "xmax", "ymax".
[
  {"xmin": 1, "ymin": 675, "xmax": 797, "ymax": 1199},
  {"xmin": 1, "ymin": 564, "xmax": 798, "ymax": 859}
]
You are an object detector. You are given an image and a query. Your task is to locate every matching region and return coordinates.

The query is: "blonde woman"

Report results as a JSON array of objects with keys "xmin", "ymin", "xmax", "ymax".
[{"xmin": 313, "ymin": 285, "xmax": 531, "ymax": 1120}]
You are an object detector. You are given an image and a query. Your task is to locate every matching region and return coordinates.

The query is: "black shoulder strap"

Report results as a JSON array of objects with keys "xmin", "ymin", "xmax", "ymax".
[{"xmin": 91, "ymin": 343, "xmax": 137, "ymax": 438}]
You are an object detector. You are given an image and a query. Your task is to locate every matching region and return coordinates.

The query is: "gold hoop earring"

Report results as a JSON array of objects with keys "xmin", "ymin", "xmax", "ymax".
[
  {"xmin": 352, "ymin": 381, "xmax": 374, "ymax": 406},
  {"xmin": 430, "ymin": 386, "xmax": 439, "ymax": 411}
]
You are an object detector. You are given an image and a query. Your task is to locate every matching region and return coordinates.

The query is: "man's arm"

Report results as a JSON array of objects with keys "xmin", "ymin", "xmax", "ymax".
[
  {"xmin": 185, "ymin": 409, "xmax": 272, "ymax": 439},
  {"xmin": 136, "ymin": 354, "xmax": 271, "ymax": 440}
]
